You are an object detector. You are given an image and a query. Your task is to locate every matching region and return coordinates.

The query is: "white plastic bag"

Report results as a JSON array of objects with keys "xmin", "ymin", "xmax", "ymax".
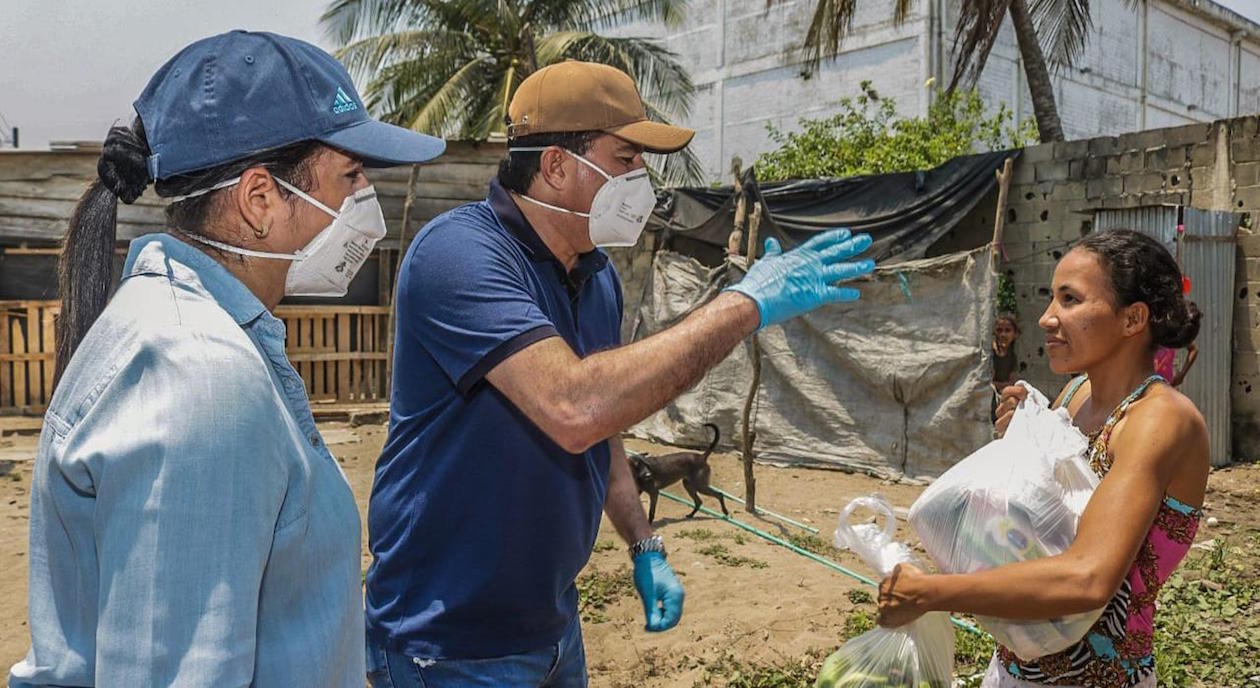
[
  {"xmin": 908, "ymin": 381, "xmax": 1100, "ymax": 661},
  {"xmin": 816, "ymin": 496, "xmax": 954, "ymax": 688}
]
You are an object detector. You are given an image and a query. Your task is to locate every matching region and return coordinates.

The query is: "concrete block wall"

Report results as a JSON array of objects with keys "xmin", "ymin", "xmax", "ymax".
[{"xmin": 998, "ymin": 115, "xmax": 1260, "ymax": 460}]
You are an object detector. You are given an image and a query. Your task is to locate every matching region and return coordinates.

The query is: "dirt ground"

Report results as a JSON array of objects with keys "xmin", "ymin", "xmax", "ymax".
[{"xmin": 1, "ymin": 419, "xmax": 1257, "ymax": 686}]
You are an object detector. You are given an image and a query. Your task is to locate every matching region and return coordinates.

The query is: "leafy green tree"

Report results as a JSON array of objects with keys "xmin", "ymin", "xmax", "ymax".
[
  {"xmin": 754, "ymin": 81, "xmax": 1036, "ymax": 182},
  {"xmin": 322, "ymin": 0, "xmax": 704, "ymax": 184}
]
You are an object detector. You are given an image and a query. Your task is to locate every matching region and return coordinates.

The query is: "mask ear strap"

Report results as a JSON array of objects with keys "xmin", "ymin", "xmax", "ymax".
[
  {"xmin": 183, "ymin": 232, "xmax": 301, "ymax": 260},
  {"xmin": 274, "ymin": 178, "xmax": 340, "ymax": 219},
  {"xmin": 169, "ymin": 176, "xmax": 242, "ymax": 203},
  {"xmin": 515, "ymin": 192, "xmax": 591, "ymax": 219},
  {"xmin": 509, "ymin": 146, "xmax": 613, "ymax": 181},
  {"xmin": 567, "ymin": 152, "xmax": 613, "ymax": 181},
  {"xmin": 169, "ymin": 175, "xmax": 342, "ymax": 222}
]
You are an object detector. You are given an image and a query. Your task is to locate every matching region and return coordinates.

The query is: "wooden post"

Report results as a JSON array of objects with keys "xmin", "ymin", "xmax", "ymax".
[
  {"xmin": 12, "ymin": 318, "xmax": 26, "ymax": 411},
  {"xmin": 728, "ymin": 157, "xmax": 746, "ymax": 256},
  {"xmin": 337, "ymin": 314, "xmax": 351, "ymax": 402},
  {"xmin": 385, "ymin": 164, "xmax": 420, "ymax": 401},
  {"xmin": 991, "ymin": 158, "xmax": 1014, "ymax": 268},
  {"xmin": 40, "ymin": 306, "xmax": 54, "ymax": 405},
  {"xmin": 0, "ymin": 308, "xmax": 9, "ymax": 410},
  {"xmin": 740, "ymin": 202, "xmax": 764, "ymax": 514}
]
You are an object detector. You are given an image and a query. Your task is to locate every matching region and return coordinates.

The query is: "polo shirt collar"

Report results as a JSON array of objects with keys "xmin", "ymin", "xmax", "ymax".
[{"xmin": 487, "ymin": 177, "xmax": 609, "ymax": 286}]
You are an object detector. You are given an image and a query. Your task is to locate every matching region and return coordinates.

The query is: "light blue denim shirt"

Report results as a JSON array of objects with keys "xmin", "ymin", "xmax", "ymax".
[{"xmin": 9, "ymin": 233, "xmax": 364, "ymax": 687}]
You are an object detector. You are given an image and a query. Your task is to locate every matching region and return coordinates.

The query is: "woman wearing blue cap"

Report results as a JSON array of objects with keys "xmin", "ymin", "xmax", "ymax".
[{"xmin": 9, "ymin": 31, "xmax": 444, "ymax": 687}]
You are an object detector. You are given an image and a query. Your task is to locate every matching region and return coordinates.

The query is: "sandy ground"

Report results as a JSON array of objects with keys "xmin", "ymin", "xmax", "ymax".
[{"xmin": 1, "ymin": 419, "xmax": 1257, "ymax": 686}]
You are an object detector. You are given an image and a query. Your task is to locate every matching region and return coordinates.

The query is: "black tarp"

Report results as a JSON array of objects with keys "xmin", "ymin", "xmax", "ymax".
[{"xmin": 647, "ymin": 149, "xmax": 1019, "ymax": 267}]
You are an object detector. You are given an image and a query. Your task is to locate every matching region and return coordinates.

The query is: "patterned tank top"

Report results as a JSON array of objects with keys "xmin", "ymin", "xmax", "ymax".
[{"xmin": 997, "ymin": 375, "xmax": 1202, "ymax": 687}]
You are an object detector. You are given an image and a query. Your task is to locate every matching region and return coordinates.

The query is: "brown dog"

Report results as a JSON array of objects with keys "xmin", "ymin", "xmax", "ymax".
[{"xmin": 627, "ymin": 423, "xmax": 729, "ymax": 523}]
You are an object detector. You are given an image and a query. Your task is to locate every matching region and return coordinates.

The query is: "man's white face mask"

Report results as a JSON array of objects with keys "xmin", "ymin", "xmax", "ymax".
[
  {"xmin": 509, "ymin": 147, "xmax": 656, "ymax": 248},
  {"xmin": 174, "ymin": 176, "xmax": 387, "ymax": 297}
]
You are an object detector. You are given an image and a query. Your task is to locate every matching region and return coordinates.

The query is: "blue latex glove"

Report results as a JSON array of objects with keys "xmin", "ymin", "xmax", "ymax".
[
  {"xmin": 632, "ymin": 551, "xmax": 684, "ymax": 632},
  {"xmin": 725, "ymin": 228, "xmax": 876, "ymax": 329}
]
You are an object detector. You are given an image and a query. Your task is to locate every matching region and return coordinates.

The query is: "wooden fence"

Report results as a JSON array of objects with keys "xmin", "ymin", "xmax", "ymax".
[
  {"xmin": 0, "ymin": 301, "xmax": 57, "ymax": 414},
  {"xmin": 277, "ymin": 305, "xmax": 390, "ymax": 405},
  {"xmin": 1, "ymin": 300, "xmax": 390, "ymax": 414}
]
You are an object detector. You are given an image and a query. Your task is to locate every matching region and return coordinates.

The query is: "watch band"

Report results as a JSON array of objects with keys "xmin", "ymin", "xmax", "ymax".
[{"xmin": 629, "ymin": 534, "xmax": 666, "ymax": 559}]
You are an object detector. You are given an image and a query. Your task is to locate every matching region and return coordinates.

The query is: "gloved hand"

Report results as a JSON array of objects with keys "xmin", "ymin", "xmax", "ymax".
[
  {"xmin": 725, "ymin": 228, "xmax": 875, "ymax": 329},
  {"xmin": 632, "ymin": 551, "xmax": 684, "ymax": 632}
]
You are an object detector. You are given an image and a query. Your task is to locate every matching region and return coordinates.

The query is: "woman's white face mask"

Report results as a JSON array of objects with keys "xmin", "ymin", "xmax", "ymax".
[
  {"xmin": 174, "ymin": 176, "xmax": 387, "ymax": 297},
  {"xmin": 509, "ymin": 147, "xmax": 656, "ymax": 248}
]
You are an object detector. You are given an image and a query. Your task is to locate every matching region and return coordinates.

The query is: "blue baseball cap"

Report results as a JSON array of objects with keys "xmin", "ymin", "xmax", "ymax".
[{"xmin": 135, "ymin": 30, "xmax": 446, "ymax": 180}]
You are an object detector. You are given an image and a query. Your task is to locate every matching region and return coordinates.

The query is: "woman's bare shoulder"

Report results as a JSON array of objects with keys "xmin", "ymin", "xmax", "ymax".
[{"xmin": 1115, "ymin": 385, "xmax": 1209, "ymax": 468}]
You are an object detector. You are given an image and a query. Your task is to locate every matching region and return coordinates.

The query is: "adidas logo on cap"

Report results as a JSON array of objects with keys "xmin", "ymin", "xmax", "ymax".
[{"xmin": 332, "ymin": 87, "xmax": 358, "ymax": 114}]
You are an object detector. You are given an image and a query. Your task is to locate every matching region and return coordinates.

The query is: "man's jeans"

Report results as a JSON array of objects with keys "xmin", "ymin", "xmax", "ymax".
[{"xmin": 366, "ymin": 618, "xmax": 587, "ymax": 688}]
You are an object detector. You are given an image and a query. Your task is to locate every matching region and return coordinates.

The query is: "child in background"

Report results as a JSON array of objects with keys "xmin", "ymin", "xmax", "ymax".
[
  {"xmin": 1155, "ymin": 342, "xmax": 1199, "ymax": 387},
  {"xmin": 991, "ymin": 313, "xmax": 1020, "ymax": 421}
]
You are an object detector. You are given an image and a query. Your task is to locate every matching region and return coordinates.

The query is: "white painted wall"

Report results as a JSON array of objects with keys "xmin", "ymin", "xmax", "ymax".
[
  {"xmin": 610, "ymin": 0, "xmax": 932, "ymax": 180},
  {"xmin": 612, "ymin": 0, "xmax": 1260, "ymax": 182}
]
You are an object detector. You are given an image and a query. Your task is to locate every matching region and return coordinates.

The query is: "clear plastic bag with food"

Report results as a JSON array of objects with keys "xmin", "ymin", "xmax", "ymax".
[
  {"xmin": 907, "ymin": 381, "xmax": 1101, "ymax": 660},
  {"xmin": 816, "ymin": 496, "xmax": 954, "ymax": 688}
]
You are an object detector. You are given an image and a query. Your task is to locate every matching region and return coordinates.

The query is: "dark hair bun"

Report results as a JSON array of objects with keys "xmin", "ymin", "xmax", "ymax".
[
  {"xmin": 1153, "ymin": 299, "xmax": 1202, "ymax": 349},
  {"xmin": 98, "ymin": 125, "xmax": 151, "ymax": 204},
  {"xmin": 1076, "ymin": 228, "xmax": 1202, "ymax": 349}
]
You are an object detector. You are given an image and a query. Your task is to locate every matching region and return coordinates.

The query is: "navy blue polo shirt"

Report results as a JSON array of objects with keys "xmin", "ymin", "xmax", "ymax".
[{"xmin": 366, "ymin": 179, "xmax": 623, "ymax": 660}]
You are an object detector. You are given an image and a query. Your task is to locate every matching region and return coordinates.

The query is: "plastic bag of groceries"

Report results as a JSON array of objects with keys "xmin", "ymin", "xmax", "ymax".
[
  {"xmin": 816, "ymin": 496, "xmax": 954, "ymax": 688},
  {"xmin": 907, "ymin": 381, "xmax": 1100, "ymax": 661}
]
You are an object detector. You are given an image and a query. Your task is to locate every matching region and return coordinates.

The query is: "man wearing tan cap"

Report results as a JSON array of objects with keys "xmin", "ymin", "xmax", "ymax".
[{"xmin": 366, "ymin": 61, "xmax": 874, "ymax": 687}]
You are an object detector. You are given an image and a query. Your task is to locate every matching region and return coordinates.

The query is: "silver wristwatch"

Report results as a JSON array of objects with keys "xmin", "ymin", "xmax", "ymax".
[{"xmin": 629, "ymin": 534, "xmax": 666, "ymax": 559}]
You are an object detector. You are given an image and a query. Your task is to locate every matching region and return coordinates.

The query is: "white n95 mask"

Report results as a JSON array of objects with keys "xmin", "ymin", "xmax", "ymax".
[
  {"xmin": 176, "ymin": 177, "xmax": 387, "ymax": 297},
  {"xmin": 510, "ymin": 147, "xmax": 656, "ymax": 247}
]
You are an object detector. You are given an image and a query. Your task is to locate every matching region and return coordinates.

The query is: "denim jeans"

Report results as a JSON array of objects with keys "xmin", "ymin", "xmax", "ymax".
[{"xmin": 367, "ymin": 617, "xmax": 587, "ymax": 688}]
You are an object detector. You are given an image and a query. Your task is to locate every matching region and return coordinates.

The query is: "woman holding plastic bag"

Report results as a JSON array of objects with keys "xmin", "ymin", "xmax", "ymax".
[{"xmin": 876, "ymin": 229, "xmax": 1209, "ymax": 688}]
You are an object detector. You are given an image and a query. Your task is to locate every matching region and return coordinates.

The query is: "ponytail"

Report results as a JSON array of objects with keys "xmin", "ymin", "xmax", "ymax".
[
  {"xmin": 55, "ymin": 120, "xmax": 151, "ymax": 385},
  {"xmin": 54, "ymin": 116, "xmax": 325, "ymax": 386}
]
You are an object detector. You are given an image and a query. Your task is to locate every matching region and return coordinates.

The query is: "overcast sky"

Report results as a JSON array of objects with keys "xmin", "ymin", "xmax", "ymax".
[
  {"xmin": 1, "ymin": 0, "xmax": 329, "ymax": 149},
  {"xmin": 3, "ymin": 0, "xmax": 1260, "ymax": 150}
]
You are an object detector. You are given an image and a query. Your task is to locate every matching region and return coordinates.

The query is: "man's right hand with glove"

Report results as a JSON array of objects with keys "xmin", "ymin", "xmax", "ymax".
[{"xmin": 725, "ymin": 228, "xmax": 876, "ymax": 328}]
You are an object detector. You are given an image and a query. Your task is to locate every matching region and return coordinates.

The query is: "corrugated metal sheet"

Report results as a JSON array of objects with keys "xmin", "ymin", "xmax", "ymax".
[
  {"xmin": 1181, "ymin": 209, "xmax": 1238, "ymax": 467},
  {"xmin": 1095, "ymin": 206, "xmax": 1179, "ymax": 247},
  {"xmin": 1093, "ymin": 206, "xmax": 1237, "ymax": 467}
]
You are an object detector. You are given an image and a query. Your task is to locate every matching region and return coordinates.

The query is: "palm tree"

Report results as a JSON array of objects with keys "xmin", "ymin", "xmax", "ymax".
[
  {"xmin": 322, "ymin": 0, "xmax": 704, "ymax": 184},
  {"xmin": 787, "ymin": 0, "xmax": 1136, "ymax": 144}
]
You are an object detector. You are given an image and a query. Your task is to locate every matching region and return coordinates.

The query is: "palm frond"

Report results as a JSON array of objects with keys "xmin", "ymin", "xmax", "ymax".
[
  {"xmin": 362, "ymin": 59, "xmax": 447, "ymax": 123},
  {"xmin": 321, "ymin": 0, "xmax": 416, "ymax": 46},
  {"xmin": 322, "ymin": 0, "xmax": 489, "ymax": 46},
  {"xmin": 774, "ymin": 0, "xmax": 912, "ymax": 77},
  {"xmin": 796, "ymin": 0, "xmax": 858, "ymax": 77},
  {"xmin": 893, "ymin": 0, "xmax": 912, "ymax": 24},
  {"xmin": 532, "ymin": 0, "xmax": 688, "ymax": 32},
  {"xmin": 335, "ymin": 30, "xmax": 474, "ymax": 83},
  {"xmin": 641, "ymin": 99, "xmax": 705, "ymax": 186},
  {"xmin": 488, "ymin": 1, "xmax": 525, "ymax": 55},
  {"xmin": 405, "ymin": 57, "xmax": 499, "ymax": 135},
  {"xmin": 947, "ymin": 0, "xmax": 1013, "ymax": 92},
  {"xmin": 362, "ymin": 48, "xmax": 493, "ymax": 131},
  {"xmin": 1028, "ymin": 0, "xmax": 1093, "ymax": 70},
  {"xmin": 473, "ymin": 64, "xmax": 519, "ymax": 137},
  {"xmin": 1031, "ymin": 0, "xmax": 1141, "ymax": 71}
]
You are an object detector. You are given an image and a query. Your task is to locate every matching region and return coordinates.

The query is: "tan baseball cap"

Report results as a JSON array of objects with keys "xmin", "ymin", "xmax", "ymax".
[{"xmin": 507, "ymin": 61, "xmax": 694, "ymax": 154}]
